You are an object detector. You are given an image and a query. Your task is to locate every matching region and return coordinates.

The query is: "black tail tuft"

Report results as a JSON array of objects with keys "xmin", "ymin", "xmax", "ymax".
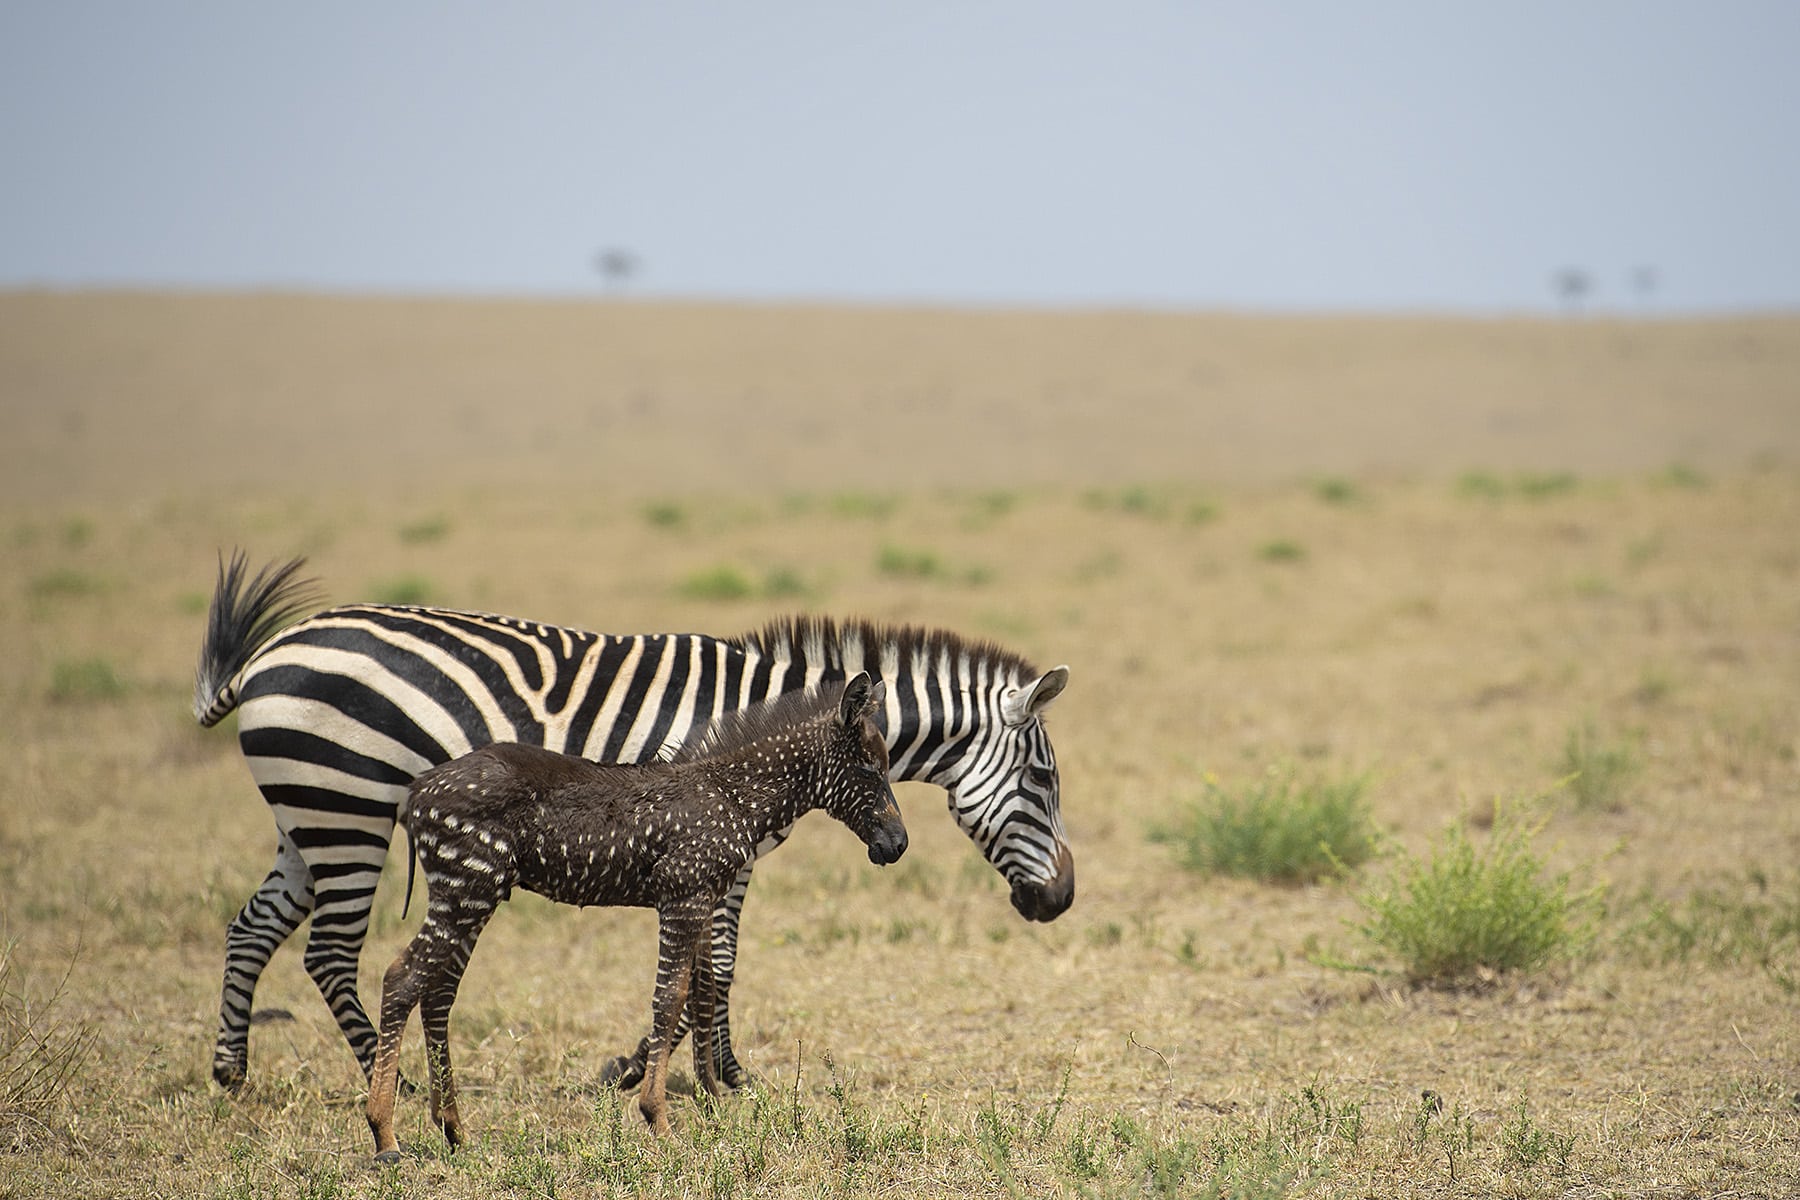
[{"xmin": 193, "ymin": 551, "xmax": 322, "ymax": 726}]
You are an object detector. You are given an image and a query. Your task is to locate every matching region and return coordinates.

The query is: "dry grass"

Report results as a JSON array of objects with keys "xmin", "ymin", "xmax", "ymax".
[{"xmin": 0, "ymin": 294, "xmax": 1797, "ymax": 1197}]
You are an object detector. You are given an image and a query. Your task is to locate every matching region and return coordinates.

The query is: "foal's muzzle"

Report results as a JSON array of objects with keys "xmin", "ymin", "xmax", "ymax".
[
  {"xmin": 864, "ymin": 794, "xmax": 908, "ymax": 866},
  {"xmin": 866, "ymin": 824, "xmax": 908, "ymax": 866}
]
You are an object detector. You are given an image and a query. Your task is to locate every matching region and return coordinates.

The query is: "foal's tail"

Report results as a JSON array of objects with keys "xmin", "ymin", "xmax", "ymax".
[
  {"xmin": 193, "ymin": 551, "xmax": 321, "ymax": 727},
  {"xmin": 400, "ymin": 822, "xmax": 420, "ymax": 922}
]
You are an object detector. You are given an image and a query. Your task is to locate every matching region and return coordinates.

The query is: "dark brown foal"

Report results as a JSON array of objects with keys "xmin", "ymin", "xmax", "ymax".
[{"xmin": 366, "ymin": 672, "xmax": 904, "ymax": 1158}]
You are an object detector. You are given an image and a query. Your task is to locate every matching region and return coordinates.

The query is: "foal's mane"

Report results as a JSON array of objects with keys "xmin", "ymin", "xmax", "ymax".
[{"xmin": 670, "ymin": 687, "xmax": 840, "ymax": 765}]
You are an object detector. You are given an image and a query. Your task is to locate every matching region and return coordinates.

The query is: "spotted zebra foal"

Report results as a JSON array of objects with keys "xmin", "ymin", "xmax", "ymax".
[{"xmin": 366, "ymin": 672, "xmax": 904, "ymax": 1157}]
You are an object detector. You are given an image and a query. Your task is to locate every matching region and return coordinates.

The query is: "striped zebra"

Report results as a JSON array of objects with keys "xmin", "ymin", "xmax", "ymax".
[{"xmin": 195, "ymin": 554, "xmax": 1072, "ymax": 1092}]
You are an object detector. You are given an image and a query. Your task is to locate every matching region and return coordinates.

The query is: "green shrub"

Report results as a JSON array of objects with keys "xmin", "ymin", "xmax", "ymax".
[
  {"xmin": 679, "ymin": 565, "xmax": 754, "ymax": 602},
  {"xmin": 1150, "ymin": 770, "xmax": 1376, "ymax": 885},
  {"xmin": 641, "ymin": 500, "xmax": 686, "ymax": 530},
  {"xmin": 1313, "ymin": 477, "xmax": 1361, "ymax": 505},
  {"xmin": 1354, "ymin": 811, "xmax": 1597, "ymax": 986}
]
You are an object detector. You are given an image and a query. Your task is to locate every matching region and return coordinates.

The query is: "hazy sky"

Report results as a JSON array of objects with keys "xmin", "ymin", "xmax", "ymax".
[{"xmin": 3, "ymin": 3, "xmax": 1796, "ymax": 313}]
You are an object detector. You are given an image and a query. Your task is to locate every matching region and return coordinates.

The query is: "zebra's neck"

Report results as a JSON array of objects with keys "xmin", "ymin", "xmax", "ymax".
[{"xmin": 733, "ymin": 616, "xmax": 1037, "ymax": 787}]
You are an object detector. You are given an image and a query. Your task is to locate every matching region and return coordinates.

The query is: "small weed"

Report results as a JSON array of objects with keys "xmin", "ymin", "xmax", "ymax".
[
  {"xmin": 1313, "ymin": 477, "xmax": 1361, "ymax": 506},
  {"xmin": 679, "ymin": 566, "xmax": 754, "ymax": 602},
  {"xmin": 1498, "ymin": 1098, "xmax": 1574, "ymax": 1173},
  {"xmin": 642, "ymin": 500, "xmax": 686, "ymax": 530},
  {"xmin": 1354, "ymin": 808, "xmax": 1598, "ymax": 986},
  {"xmin": 367, "ymin": 574, "xmax": 436, "ymax": 605},
  {"xmin": 1559, "ymin": 721, "xmax": 1638, "ymax": 811},
  {"xmin": 48, "ymin": 657, "xmax": 127, "ymax": 702},
  {"xmin": 1150, "ymin": 768, "xmax": 1376, "ymax": 884},
  {"xmin": 61, "ymin": 517, "xmax": 95, "ymax": 548},
  {"xmin": 396, "ymin": 514, "xmax": 450, "ymax": 544},
  {"xmin": 1, "ymin": 940, "xmax": 97, "ymax": 1150},
  {"xmin": 1257, "ymin": 539, "xmax": 1306, "ymax": 564}
]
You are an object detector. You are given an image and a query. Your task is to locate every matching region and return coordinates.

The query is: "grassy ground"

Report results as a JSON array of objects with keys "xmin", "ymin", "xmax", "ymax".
[{"xmin": 1, "ymin": 295, "xmax": 1797, "ymax": 1197}]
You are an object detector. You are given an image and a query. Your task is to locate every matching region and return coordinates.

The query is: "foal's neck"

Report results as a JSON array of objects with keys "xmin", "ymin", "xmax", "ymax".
[{"xmin": 692, "ymin": 732, "xmax": 827, "ymax": 837}]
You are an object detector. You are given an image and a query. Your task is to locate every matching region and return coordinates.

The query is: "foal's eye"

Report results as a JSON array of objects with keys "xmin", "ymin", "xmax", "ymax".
[{"xmin": 857, "ymin": 763, "xmax": 885, "ymax": 779}]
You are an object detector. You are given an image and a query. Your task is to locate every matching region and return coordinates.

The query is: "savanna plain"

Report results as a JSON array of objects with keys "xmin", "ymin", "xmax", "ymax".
[{"xmin": 2, "ymin": 294, "xmax": 1797, "ymax": 1198}]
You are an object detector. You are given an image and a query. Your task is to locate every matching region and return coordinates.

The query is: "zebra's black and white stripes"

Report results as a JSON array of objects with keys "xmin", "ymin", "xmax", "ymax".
[{"xmin": 195, "ymin": 554, "xmax": 1073, "ymax": 1091}]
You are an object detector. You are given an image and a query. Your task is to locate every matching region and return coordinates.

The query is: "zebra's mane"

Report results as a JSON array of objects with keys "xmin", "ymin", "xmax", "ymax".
[
  {"xmin": 732, "ymin": 615, "xmax": 1038, "ymax": 687},
  {"xmin": 670, "ymin": 686, "xmax": 841, "ymax": 765}
]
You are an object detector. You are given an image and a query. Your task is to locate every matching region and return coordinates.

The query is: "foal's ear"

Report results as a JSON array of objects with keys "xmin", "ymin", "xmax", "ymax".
[{"xmin": 839, "ymin": 670, "xmax": 876, "ymax": 728}]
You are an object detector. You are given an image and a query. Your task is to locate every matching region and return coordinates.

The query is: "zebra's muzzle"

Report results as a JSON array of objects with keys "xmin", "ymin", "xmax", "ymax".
[{"xmin": 1008, "ymin": 846, "xmax": 1075, "ymax": 922}]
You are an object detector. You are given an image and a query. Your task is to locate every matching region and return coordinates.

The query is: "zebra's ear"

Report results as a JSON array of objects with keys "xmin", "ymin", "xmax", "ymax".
[
  {"xmin": 1001, "ymin": 665, "xmax": 1070, "ymax": 726},
  {"xmin": 839, "ymin": 671, "xmax": 874, "ymax": 728}
]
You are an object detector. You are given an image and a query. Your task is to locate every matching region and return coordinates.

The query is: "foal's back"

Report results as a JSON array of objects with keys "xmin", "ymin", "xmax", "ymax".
[{"xmin": 408, "ymin": 741, "xmax": 754, "ymax": 911}]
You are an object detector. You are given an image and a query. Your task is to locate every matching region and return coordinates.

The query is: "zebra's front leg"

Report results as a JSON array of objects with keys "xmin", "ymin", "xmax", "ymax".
[
  {"xmin": 215, "ymin": 832, "xmax": 315, "ymax": 1091},
  {"xmin": 597, "ymin": 861, "xmax": 759, "ymax": 1092},
  {"xmin": 703, "ymin": 863, "xmax": 756, "ymax": 1091}
]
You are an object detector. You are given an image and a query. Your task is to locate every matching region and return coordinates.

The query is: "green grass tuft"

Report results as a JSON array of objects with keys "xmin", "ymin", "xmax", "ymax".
[
  {"xmin": 1558, "ymin": 721, "xmax": 1638, "ymax": 811},
  {"xmin": 367, "ymin": 574, "xmax": 437, "ymax": 605},
  {"xmin": 679, "ymin": 565, "xmax": 754, "ymax": 602},
  {"xmin": 48, "ymin": 657, "xmax": 127, "ymax": 702},
  {"xmin": 1313, "ymin": 477, "xmax": 1361, "ymax": 505},
  {"xmin": 641, "ymin": 500, "xmax": 686, "ymax": 530},
  {"xmin": 876, "ymin": 544, "xmax": 943, "ymax": 580},
  {"xmin": 396, "ymin": 514, "xmax": 451, "ymax": 544},
  {"xmin": 28, "ymin": 569, "xmax": 105, "ymax": 600},
  {"xmin": 1150, "ymin": 769, "xmax": 1376, "ymax": 885},
  {"xmin": 1354, "ymin": 810, "xmax": 1598, "ymax": 986},
  {"xmin": 1614, "ymin": 869, "xmax": 1800, "ymax": 988},
  {"xmin": 1257, "ymin": 539, "xmax": 1307, "ymax": 564}
]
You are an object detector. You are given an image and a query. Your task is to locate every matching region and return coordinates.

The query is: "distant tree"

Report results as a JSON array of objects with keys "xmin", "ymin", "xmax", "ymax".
[
  {"xmin": 1629, "ymin": 265, "xmax": 1659, "ymax": 306},
  {"xmin": 594, "ymin": 248, "xmax": 638, "ymax": 291},
  {"xmin": 1552, "ymin": 267, "xmax": 1592, "ymax": 315}
]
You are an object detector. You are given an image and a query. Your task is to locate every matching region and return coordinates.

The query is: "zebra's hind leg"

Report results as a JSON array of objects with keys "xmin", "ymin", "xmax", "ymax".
[
  {"xmin": 214, "ymin": 832, "xmax": 314, "ymax": 1091},
  {"xmin": 297, "ymin": 852, "xmax": 390, "ymax": 1081}
]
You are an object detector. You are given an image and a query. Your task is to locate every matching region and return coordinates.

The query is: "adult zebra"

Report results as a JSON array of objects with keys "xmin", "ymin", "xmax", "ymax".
[{"xmin": 195, "ymin": 554, "xmax": 1072, "ymax": 1092}]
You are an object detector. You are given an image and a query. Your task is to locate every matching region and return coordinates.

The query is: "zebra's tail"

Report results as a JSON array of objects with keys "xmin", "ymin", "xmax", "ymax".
[{"xmin": 193, "ymin": 551, "xmax": 322, "ymax": 727}]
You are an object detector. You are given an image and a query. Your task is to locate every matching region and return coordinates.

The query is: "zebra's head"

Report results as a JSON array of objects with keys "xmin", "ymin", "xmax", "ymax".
[{"xmin": 945, "ymin": 664, "xmax": 1073, "ymax": 923}]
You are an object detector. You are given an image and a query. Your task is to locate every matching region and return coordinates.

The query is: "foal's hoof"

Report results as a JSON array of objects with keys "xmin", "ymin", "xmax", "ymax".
[
  {"xmin": 598, "ymin": 1055, "xmax": 645, "ymax": 1091},
  {"xmin": 212, "ymin": 1065, "xmax": 247, "ymax": 1094},
  {"xmin": 372, "ymin": 1150, "xmax": 402, "ymax": 1166}
]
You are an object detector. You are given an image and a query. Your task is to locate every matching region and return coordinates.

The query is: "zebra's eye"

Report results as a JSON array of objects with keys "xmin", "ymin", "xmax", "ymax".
[{"xmin": 1026, "ymin": 765, "xmax": 1056, "ymax": 789}]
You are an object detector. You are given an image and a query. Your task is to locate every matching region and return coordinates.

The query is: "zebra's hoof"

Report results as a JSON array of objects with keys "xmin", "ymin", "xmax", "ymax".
[
  {"xmin": 373, "ymin": 1150, "xmax": 402, "ymax": 1166},
  {"xmin": 212, "ymin": 1063, "xmax": 247, "ymax": 1093},
  {"xmin": 598, "ymin": 1054, "xmax": 645, "ymax": 1091}
]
